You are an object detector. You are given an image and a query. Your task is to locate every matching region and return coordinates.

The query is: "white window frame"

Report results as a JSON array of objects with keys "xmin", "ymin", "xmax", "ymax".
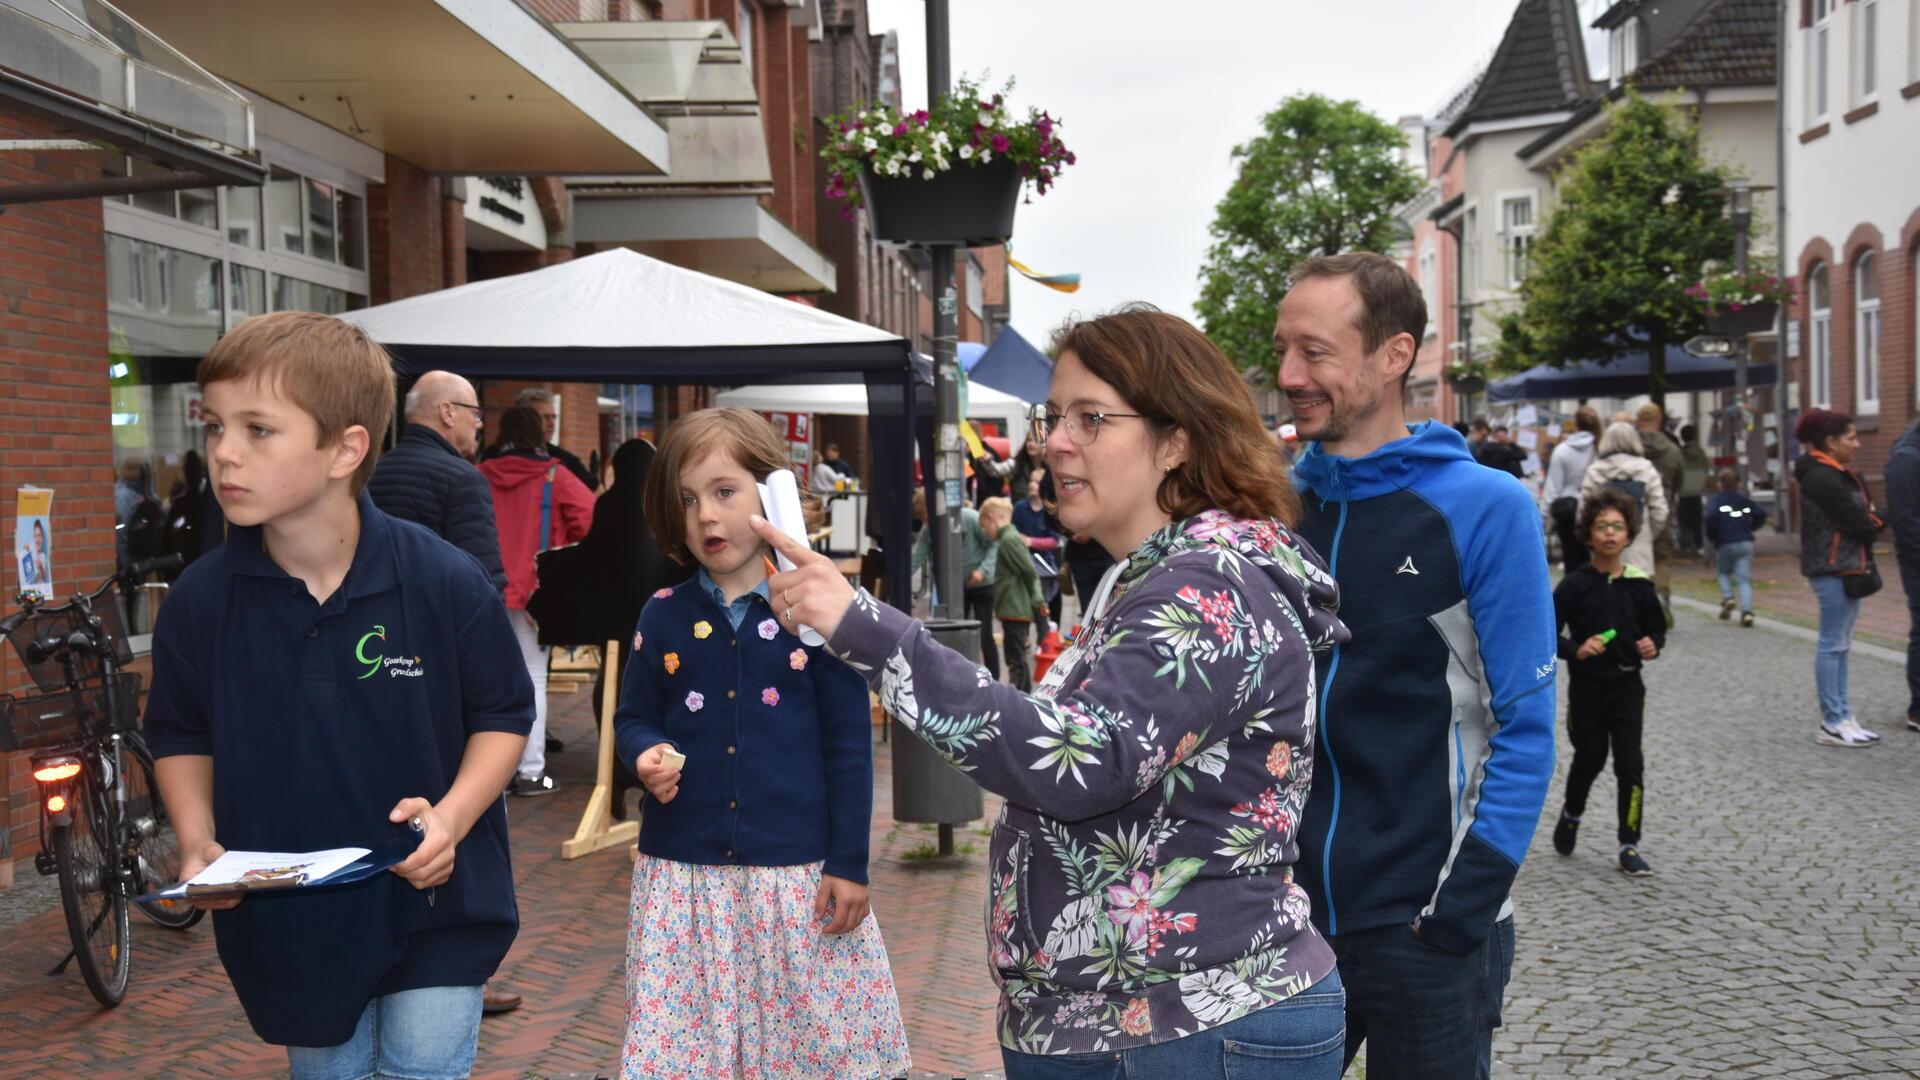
[
  {"xmin": 1909, "ymin": 0, "xmax": 1919, "ymax": 85},
  {"xmin": 1610, "ymin": 18, "xmax": 1641, "ymax": 86},
  {"xmin": 1810, "ymin": 263, "xmax": 1833, "ymax": 410},
  {"xmin": 1855, "ymin": 251, "xmax": 1881, "ymax": 415},
  {"xmin": 1418, "ymin": 238, "xmax": 1438, "ymax": 336},
  {"xmin": 737, "ymin": 0, "xmax": 755, "ymax": 75},
  {"xmin": 1497, "ymin": 191, "xmax": 1536, "ymax": 289},
  {"xmin": 1461, "ymin": 204, "xmax": 1480, "ymax": 302},
  {"xmin": 1811, "ymin": 0, "xmax": 1834, "ymax": 123},
  {"xmin": 1855, "ymin": 0, "xmax": 1880, "ymax": 103}
]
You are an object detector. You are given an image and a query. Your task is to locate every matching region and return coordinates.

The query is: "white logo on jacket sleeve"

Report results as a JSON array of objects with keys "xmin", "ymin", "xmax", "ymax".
[
  {"xmin": 1536, "ymin": 661, "xmax": 1557, "ymax": 680},
  {"xmin": 1396, "ymin": 556, "xmax": 1419, "ymax": 576}
]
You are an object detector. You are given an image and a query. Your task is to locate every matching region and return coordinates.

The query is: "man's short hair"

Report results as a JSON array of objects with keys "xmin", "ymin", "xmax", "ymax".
[
  {"xmin": 1635, "ymin": 402, "xmax": 1664, "ymax": 427},
  {"xmin": 515, "ymin": 387, "xmax": 555, "ymax": 407},
  {"xmin": 1470, "ymin": 418, "xmax": 1490, "ymax": 434},
  {"xmin": 1288, "ymin": 252, "xmax": 1428, "ymax": 383},
  {"xmin": 1493, "ymin": 425, "xmax": 1509, "ymax": 435},
  {"xmin": 197, "ymin": 311, "xmax": 396, "ymax": 494}
]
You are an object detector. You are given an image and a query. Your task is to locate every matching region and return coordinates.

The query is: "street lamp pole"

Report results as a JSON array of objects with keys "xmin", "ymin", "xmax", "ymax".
[
  {"xmin": 926, "ymin": 0, "xmax": 963, "ymax": 625},
  {"xmin": 1730, "ymin": 185, "xmax": 1755, "ymax": 483}
]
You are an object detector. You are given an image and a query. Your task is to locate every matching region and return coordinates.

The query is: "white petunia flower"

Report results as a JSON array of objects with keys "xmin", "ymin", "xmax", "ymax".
[
  {"xmin": 908, "ymin": 150, "xmax": 922, "ymax": 163},
  {"xmin": 924, "ymin": 168, "xmax": 935, "ymax": 180},
  {"xmin": 959, "ymin": 144, "xmax": 975, "ymax": 160},
  {"xmin": 980, "ymin": 149, "xmax": 993, "ymax": 164}
]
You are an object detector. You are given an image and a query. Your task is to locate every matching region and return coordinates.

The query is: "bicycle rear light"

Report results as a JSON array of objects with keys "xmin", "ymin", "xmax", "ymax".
[{"xmin": 32, "ymin": 759, "xmax": 81, "ymax": 783}]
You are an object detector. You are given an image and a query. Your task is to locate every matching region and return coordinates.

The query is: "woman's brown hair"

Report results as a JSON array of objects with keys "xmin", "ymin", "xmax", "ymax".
[
  {"xmin": 644, "ymin": 407, "xmax": 818, "ymax": 564},
  {"xmin": 1052, "ymin": 304, "xmax": 1300, "ymax": 526}
]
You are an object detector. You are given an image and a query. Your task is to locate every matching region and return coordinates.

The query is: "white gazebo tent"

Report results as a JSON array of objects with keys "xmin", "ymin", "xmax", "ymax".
[{"xmin": 715, "ymin": 378, "xmax": 1029, "ymax": 446}]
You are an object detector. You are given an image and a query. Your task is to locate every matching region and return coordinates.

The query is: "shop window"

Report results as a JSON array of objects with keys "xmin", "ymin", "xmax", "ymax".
[
  {"xmin": 268, "ymin": 165, "xmax": 304, "ymax": 255},
  {"xmin": 272, "ymin": 275, "xmax": 365, "ymax": 315},
  {"xmin": 227, "ymin": 184, "xmax": 263, "ymax": 248}
]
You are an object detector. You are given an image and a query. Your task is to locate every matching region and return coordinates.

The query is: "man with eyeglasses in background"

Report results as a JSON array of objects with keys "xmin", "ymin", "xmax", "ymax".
[
  {"xmin": 369, "ymin": 370, "xmax": 507, "ymax": 595},
  {"xmin": 506, "ymin": 386, "xmax": 597, "ymax": 491}
]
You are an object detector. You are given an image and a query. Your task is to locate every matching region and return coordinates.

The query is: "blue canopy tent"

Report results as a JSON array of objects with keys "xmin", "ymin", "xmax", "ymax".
[
  {"xmin": 1487, "ymin": 347, "xmax": 1776, "ymax": 403},
  {"xmin": 966, "ymin": 327, "xmax": 1054, "ymax": 407},
  {"xmin": 957, "ymin": 341, "xmax": 988, "ymax": 371}
]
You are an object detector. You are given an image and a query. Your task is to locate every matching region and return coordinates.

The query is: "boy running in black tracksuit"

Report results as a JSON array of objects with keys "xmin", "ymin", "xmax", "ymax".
[{"xmin": 1552, "ymin": 487, "xmax": 1665, "ymax": 877}]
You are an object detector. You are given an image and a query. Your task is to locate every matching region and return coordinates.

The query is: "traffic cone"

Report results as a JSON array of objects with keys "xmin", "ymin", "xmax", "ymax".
[{"xmin": 1033, "ymin": 628, "xmax": 1064, "ymax": 684}]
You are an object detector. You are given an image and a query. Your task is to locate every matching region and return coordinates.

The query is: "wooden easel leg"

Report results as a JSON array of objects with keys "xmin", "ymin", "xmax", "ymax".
[{"xmin": 561, "ymin": 639, "xmax": 639, "ymax": 860}]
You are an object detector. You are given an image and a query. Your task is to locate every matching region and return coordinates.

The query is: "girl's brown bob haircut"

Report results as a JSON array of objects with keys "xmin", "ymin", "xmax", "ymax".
[
  {"xmin": 196, "ymin": 311, "xmax": 397, "ymax": 494},
  {"xmin": 645, "ymin": 407, "xmax": 819, "ymax": 564},
  {"xmin": 1051, "ymin": 304, "xmax": 1300, "ymax": 527}
]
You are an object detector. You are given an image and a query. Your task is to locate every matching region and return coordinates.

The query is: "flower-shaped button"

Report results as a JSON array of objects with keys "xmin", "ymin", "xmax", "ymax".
[
  {"xmin": 789, "ymin": 649, "xmax": 808, "ymax": 671},
  {"xmin": 758, "ymin": 618, "xmax": 780, "ymax": 640},
  {"xmin": 686, "ymin": 691, "xmax": 705, "ymax": 713},
  {"xmin": 693, "ymin": 621, "xmax": 713, "ymax": 640},
  {"xmin": 633, "ymin": 632, "xmax": 644, "ymax": 653},
  {"xmin": 664, "ymin": 653, "xmax": 680, "ymax": 675},
  {"xmin": 761, "ymin": 688, "xmax": 780, "ymax": 708},
  {"xmin": 653, "ymin": 588, "xmax": 674, "ymax": 599}
]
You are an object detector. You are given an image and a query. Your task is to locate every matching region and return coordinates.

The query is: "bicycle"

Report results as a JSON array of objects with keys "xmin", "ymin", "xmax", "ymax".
[{"xmin": 0, "ymin": 555, "xmax": 201, "ymax": 1007}]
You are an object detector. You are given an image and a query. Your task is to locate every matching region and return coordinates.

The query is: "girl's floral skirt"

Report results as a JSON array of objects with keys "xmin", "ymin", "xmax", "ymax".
[{"xmin": 623, "ymin": 854, "xmax": 912, "ymax": 1080}]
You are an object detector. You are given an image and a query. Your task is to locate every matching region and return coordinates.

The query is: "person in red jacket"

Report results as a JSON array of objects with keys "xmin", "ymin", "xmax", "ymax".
[{"xmin": 481, "ymin": 405, "xmax": 594, "ymax": 795}]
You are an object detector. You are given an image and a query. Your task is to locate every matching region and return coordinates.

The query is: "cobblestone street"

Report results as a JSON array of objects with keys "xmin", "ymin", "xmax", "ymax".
[{"xmin": 0, "ymin": 602, "xmax": 1916, "ymax": 1077}]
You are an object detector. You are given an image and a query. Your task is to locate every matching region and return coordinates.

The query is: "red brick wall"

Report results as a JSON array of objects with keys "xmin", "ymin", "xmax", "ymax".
[
  {"xmin": 442, "ymin": 188, "xmax": 469, "ymax": 289},
  {"xmin": 367, "ymin": 154, "xmax": 445, "ymax": 305},
  {"xmin": 0, "ymin": 113, "xmax": 115, "ymax": 868},
  {"xmin": 1793, "ymin": 221, "xmax": 1920, "ymax": 486}
]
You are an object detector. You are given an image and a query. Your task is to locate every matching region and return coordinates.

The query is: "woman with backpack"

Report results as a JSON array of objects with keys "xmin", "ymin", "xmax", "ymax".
[
  {"xmin": 1794, "ymin": 408, "xmax": 1885, "ymax": 748},
  {"xmin": 1579, "ymin": 421, "xmax": 1670, "ymax": 578}
]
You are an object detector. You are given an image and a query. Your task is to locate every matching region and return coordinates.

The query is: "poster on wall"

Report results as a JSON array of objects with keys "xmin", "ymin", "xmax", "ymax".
[
  {"xmin": 15, "ymin": 486, "xmax": 54, "ymax": 603},
  {"xmin": 760, "ymin": 412, "xmax": 813, "ymax": 489}
]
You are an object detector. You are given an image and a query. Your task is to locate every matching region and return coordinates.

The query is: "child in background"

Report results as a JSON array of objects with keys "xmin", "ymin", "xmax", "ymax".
[
  {"xmin": 1550, "ymin": 487, "xmax": 1666, "ymax": 878},
  {"xmin": 145, "ymin": 312, "xmax": 534, "ymax": 1077},
  {"xmin": 1704, "ymin": 467, "xmax": 1767, "ymax": 627},
  {"xmin": 980, "ymin": 496, "xmax": 1048, "ymax": 692},
  {"xmin": 615, "ymin": 408, "xmax": 909, "ymax": 1080}
]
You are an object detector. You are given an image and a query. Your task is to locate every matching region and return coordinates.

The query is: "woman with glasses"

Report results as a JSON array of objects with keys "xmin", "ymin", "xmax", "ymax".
[{"xmin": 752, "ymin": 305, "xmax": 1351, "ymax": 1079}]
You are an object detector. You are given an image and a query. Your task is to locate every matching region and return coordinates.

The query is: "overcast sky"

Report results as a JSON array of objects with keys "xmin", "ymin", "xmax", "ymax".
[{"xmin": 864, "ymin": 0, "xmax": 1538, "ymax": 348}]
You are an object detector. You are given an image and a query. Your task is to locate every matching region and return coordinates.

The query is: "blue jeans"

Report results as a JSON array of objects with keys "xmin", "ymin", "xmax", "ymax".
[
  {"xmin": 1001, "ymin": 972, "xmax": 1345, "ymax": 1079},
  {"xmin": 1811, "ymin": 574, "xmax": 1861, "ymax": 728},
  {"xmin": 1331, "ymin": 917, "xmax": 1514, "ymax": 1080},
  {"xmin": 1715, "ymin": 541, "xmax": 1754, "ymax": 612},
  {"xmin": 286, "ymin": 985, "xmax": 484, "ymax": 1080}
]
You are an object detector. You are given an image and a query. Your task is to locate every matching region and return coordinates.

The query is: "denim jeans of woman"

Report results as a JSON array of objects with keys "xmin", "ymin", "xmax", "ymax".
[
  {"xmin": 286, "ymin": 985, "xmax": 484, "ymax": 1080},
  {"xmin": 1810, "ymin": 574, "xmax": 1861, "ymax": 727},
  {"xmin": 1000, "ymin": 971, "xmax": 1344, "ymax": 1080},
  {"xmin": 1715, "ymin": 540, "xmax": 1754, "ymax": 613}
]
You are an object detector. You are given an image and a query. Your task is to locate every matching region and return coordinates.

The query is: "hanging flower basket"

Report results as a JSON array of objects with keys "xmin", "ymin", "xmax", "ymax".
[
  {"xmin": 1704, "ymin": 301, "xmax": 1779, "ymax": 337},
  {"xmin": 821, "ymin": 76, "xmax": 1074, "ymax": 247},
  {"xmin": 1450, "ymin": 374, "xmax": 1487, "ymax": 394},
  {"xmin": 858, "ymin": 157, "xmax": 1023, "ymax": 246}
]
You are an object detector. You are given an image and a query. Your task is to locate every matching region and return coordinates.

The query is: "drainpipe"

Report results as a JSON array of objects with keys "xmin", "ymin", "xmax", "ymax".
[{"xmin": 1775, "ymin": 0, "xmax": 1792, "ymax": 535}]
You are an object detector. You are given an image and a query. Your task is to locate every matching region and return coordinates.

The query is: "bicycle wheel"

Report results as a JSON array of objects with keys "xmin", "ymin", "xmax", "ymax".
[
  {"xmin": 124, "ymin": 736, "xmax": 202, "ymax": 930},
  {"xmin": 52, "ymin": 780, "xmax": 130, "ymax": 1007}
]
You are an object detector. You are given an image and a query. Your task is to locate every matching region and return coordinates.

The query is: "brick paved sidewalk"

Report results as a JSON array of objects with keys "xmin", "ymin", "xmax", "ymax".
[
  {"xmin": 1668, "ymin": 550, "xmax": 1911, "ymax": 650},
  {"xmin": 0, "ymin": 686, "xmax": 1005, "ymax": 1079}
]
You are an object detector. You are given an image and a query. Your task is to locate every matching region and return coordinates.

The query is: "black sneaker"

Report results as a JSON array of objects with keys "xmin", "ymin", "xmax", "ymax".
[
  {"xmin": 1740, "ymin": 612, "xmax": 1755, "ymax": 628},
  {"xmin": 545, "ymin": 734, "xmax": 565, "ymax": 754},
  {"xmin": 1552, "ymin": 810, "xmax": 1579, "ymax": 856},
  {"xmin": 1618, "ymin": 846, "xmax": 1652, "ymax": 877},
  {"xmin": 1720, "ymin": 599, "xmax": 1735, "ymax": 621},
  {"xmin": 1908, "ymin": 714, "xmax": 1920, "ymax": 733},
  {"xmin": 507, "ymin": 774, "xmax": 560, "ymax": 797}
]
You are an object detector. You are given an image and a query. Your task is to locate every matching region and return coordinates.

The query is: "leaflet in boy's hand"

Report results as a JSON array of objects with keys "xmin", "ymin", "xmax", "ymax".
[
  {"xmin": 756, "ymin": 470, "xmax": 825, "ymax": 646},
  {"xmin": 154, "ymin": 847, "xmax": 372, "ymax": 899}
]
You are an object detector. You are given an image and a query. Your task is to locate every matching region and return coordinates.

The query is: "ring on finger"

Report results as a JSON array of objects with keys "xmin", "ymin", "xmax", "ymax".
[{"xmin": 785, "ymin": 606, "xmax": 794, "ymax": 623}]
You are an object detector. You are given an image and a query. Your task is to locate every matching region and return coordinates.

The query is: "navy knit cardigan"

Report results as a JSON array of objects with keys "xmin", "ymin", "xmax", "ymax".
[{"xmin": 614, "ymin": 579, "xmax": 875, "ymax": 883}]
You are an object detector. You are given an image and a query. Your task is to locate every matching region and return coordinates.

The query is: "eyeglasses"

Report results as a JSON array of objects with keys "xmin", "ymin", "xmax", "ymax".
[
  {"xmin": 1029, "ymin": 402, "xmax": 1150, "ymax": 447},
  {"xmin": 1591, "ymin": 521, "xmax": 1629, "ymax": 534},
  {"xmin": 446, "ymin": 401, "xmax": 484, "ymax": 419}
]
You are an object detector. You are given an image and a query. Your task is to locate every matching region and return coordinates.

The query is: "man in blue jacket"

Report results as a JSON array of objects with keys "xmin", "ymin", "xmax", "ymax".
[
  {"xmin": 369, "ymin": 370, "xmax": 507, "ymax": 595},
  {"xmin": 1278, "ymin": 253, "xmax": 1557, "ymax": 1079},
  {"xmin": 1882, "ymin": 421, "xmax": 1920, "ymax": 732}
]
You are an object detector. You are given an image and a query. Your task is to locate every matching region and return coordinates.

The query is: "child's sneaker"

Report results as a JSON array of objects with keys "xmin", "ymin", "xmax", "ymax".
[
  {"xmin": 1617, "ymin": 846, "xmax": 1652, "ymax": 877},
  {"xmin": 1907, "ymin": 714, "xmax": 1920, "ymax": 733},
  {"xmin": 1842, "ymin": 717, "xmax": 1881, "ymax": 742},
  {"xmin": 1816, "ymin": 724, "xmax": 1874, "ymax": 748},
  {"xmin": 1740, "ymin": 611, "xmax": 1754, "ymax": 628},
  {"xmin": 1720, "ymin": 598, "xmax": 1735, "ymax": 620},
  {"xmin": 1552, "ymin": 810, "xmax": 1579, "ymax": 856}
]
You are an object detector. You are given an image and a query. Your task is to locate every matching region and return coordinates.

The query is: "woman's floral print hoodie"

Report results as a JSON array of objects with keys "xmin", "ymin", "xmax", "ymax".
[{"xmin": 828, "ymin": 509, "xmax": 1348, "ymax": 1055}]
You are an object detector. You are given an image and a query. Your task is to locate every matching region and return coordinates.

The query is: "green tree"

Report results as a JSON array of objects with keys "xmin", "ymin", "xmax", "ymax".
[
  {"xmin": 1195, "ymin": 95, "xmax": 1422, "ymax": 375},
  {"xmin": 1495, "ymin": 92, "xmax": 1736, "ymax": 398}
]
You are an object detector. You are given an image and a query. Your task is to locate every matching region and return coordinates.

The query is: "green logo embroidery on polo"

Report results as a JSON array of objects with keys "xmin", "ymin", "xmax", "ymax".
[{"xmin": 355, "ymin": 625, "xmax": 387, "ymax": 680}]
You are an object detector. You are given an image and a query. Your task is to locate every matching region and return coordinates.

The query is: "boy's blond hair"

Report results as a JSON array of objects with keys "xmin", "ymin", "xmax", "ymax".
[
  {"xmin": 979, "ymin": 496, "xmax": 1014, "ymax": 526},
  {"xmin": 197, "ymin": 312, "xmax": 397, "ymax": 494}
]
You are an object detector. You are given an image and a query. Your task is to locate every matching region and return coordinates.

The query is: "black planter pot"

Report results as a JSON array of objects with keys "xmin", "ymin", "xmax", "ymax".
[
  {"xmin": 1704, "ymin": 301, "xmax": 1779, "ymax": 337},
  {"xmin": 1450, "ymin": 375, "xmax": 1487, "ymax": 394},
  {"xmin": 860, "ymin": 158, "xmax": 1022, "ymax": 246}
]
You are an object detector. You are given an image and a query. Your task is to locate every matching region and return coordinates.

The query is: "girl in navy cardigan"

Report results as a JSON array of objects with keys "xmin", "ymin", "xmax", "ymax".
[{"xmin": 613, "ymin": 408, "xmax": 909, "ymax": 1080}]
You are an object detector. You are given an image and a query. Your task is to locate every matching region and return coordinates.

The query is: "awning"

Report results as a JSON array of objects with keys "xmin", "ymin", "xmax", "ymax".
[
  {"xmin": 574, "ymin": 193, "xmax": 836, "ymax": 293},
  {"xmin": 1, "ymin": 0, "xmax": 262, "ymax": 195},
  {"xmin": 1488, "ymin": 350, "xmax": 1777, "ymax": 403},
  {"xmin": 107, "ymin": 0, "xmax": 671, "ymax": 175}
]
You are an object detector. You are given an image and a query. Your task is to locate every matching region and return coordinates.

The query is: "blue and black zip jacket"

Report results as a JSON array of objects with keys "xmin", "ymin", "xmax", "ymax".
[{"xmin": 1291, "ymin": 421, "xmax": 1557, "ymax": 955}]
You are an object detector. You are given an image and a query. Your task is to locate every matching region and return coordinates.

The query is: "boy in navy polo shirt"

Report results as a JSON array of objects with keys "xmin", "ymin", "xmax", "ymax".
[{"xmin": 145, "ymin": 311, "xmax": 534, "ymax": 1079}]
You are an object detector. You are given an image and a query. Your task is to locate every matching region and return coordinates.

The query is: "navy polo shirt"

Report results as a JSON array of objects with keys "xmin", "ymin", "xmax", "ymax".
[
  {"xmin": 613, "ymin": 576, "xmax": 874, "ymax": 883},
  {"xmin": 143, "ymin": 491, "xmax": 535, "ymax": 1047}
]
